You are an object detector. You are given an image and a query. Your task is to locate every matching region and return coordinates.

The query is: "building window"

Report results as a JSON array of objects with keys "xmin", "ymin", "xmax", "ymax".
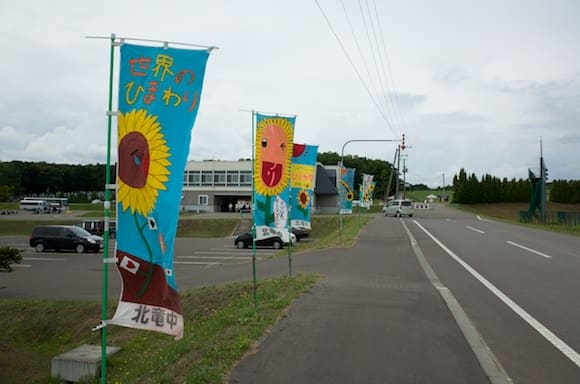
[
  {"xmin": 240, "ymin": 171, "xmax": 252, "ymax": 186},
  {"xmin": 188, "ymin": 171, "xmax": 200, "ymax": 186},
  {"xmin": 198, "ymin": 195, "xmax": 209, "ymax": 205},
  {"xmin": 214, "ymin": 171, "xmax": 226, "ymax": 186},
  {"xmin": 201, "ymin": 171, "xmax": 213, "ymax": 186},
  {"xmin": 226, "ymin": 171, "xmax": 239, "ymax": 186}
]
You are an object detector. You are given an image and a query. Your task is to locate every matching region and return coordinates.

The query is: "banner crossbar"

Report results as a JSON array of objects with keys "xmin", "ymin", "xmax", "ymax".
[{"xmin": 86, "ymin": 35, "xmax": 219, "ymax": 51}]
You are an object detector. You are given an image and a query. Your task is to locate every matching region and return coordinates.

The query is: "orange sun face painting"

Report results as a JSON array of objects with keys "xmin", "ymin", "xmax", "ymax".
[{"xmin": 254, "ymin": 116, "xmax": 294, "ymax": 196}]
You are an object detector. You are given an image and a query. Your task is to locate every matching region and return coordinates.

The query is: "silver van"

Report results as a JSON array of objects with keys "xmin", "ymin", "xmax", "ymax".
[{"xmin": 382, "ymin": 199, "xmax": 414, "ymax": 217}]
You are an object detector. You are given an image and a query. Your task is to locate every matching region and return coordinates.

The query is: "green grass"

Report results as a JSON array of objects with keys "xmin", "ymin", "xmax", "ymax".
[{"xmin": 0, "ymin": 274, "xmax": 320, "ymax": 384}]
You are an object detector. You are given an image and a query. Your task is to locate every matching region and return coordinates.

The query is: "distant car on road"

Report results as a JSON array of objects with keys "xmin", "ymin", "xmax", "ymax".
[
  {"xmin": 382, "ymin": 199, "xmax": 414, "ymax": 217},
  {"xmin": 234, "ymin": 232, "xmax": 284, "ymax": 249},
  {"xmin": 29, "ymin": 225, "xmax": 104, "ymax": 253}
]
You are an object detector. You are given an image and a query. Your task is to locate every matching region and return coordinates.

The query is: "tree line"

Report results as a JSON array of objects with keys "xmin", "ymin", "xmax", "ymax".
[
  {"xmin": 0, "ymin": 161, "xmax": 114, "ymax": 202},
  {"xmin": 1, "ymin": 155, "xmax": 399, "ymax": 203},
  {"xmin": 316, "ymin": 151, "xmax": 397, "ymax": 200},
  {"xmin": 452, "ymin": 168, "xmax": 530, "ymax": 204},
  {"xmin": 549, "ymin": 180, "xmax": 580, "ymax": 204},
  {"xmin": 452, "ymin": 168, "xmax": 580, "ymax": 205}
]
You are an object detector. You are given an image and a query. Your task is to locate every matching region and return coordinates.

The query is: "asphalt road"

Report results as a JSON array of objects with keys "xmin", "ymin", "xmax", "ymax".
[{"xmin": 2, "ymin": 205, "xmax": 580, "ymax": 383}]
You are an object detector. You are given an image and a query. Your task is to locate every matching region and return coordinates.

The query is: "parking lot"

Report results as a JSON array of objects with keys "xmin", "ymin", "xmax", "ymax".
[{"xmin": 0, "ymin": 234, "xmax": 301, "ymax": 299}]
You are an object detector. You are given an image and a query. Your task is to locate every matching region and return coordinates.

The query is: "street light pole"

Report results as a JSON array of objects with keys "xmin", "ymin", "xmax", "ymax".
[{"xmin": 339, "ymin": 139, "xmax": 400, "ymax": 238}]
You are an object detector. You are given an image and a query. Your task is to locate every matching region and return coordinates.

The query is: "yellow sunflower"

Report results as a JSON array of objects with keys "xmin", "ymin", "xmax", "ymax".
[
  {"xmin": 117, "ymin": 109, "xmax": 171, "ymax": 216},
  {"xmin": 254, "ymin": 117, "xmax": 294, "ymax": 196},
  {"xmin": 297, "ymin": 189, "xmax": 310, "ymax": 209},
  {"xmin": 369, "ymin": 184, "xmax": 375, "ymax": 191}
]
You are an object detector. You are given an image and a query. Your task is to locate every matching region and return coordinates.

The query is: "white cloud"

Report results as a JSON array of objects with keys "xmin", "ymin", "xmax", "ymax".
[{"xmin": 1, "ymin": 0, "xmax": 579, "ymax": 188}]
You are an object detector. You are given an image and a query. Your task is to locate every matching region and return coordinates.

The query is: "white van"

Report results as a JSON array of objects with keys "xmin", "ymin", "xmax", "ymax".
[{"xmin": 382, "ymin": 199, "xmax": 414, "ymax": 217}]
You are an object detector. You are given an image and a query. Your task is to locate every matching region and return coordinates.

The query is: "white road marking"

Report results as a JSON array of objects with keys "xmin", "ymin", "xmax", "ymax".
[
  {"xmin": 506, "ymin": 241, "xmax": 552, "ymax": 259},
  {"xmin": 12, "ymin": 264, "xmax": 31, "ymax": 268},
  {"xmin": 175, "ymin": 261, "xmax": 221, "ymax": 265},
  {"xmin": 23, "ymin": 257, "xmax": 65, "ymax": 261},
  {"xmin": 477, "ymin": 215, "xmax": 494, "ymax": 223},
  {"xmin": 466, "ymin": 226, "xmax": 485, "ymax": 234},
  {"xmin": 401, "ymin": 220, "xmax": 511, "ymax": 383},
  {"xmin": 177, "ymin": 255, "xmax": 253, "ymax": 260},
  {"xmin": 445, "ymin": 218, "xmax": 456, "ymax": 223},
  {"xmin": 413, "ymin": 219, "xmax": 580, "ymax": 369}
]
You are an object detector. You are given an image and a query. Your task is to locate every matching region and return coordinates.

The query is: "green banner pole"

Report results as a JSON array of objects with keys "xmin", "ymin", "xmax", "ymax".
[
  {"xmin": 101, "ymin": 32, "xmax": 116, "ymax": 384},
  {"xmin": 287, "ymin": 185, "xmax": 293, "ymax": 277},
  {"xmin": 251, "ymin": 110, "xmax": 258, "ymax": 310}
]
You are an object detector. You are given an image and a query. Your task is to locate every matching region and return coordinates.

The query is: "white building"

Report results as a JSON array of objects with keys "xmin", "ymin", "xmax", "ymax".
[{"xmin": 181, "ymin": 160, "xmax": 339, "ymax": 214}]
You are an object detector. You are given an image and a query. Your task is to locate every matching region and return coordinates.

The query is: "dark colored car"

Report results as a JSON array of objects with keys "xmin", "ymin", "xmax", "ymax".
[
  {"xmin": 29, "ymin": 225, "xmax": 104, "ymax": 253},
  {"xmin": 292, "ymin": 227, "xmax": 310, "ymax": 242},
  {"xmin": 234, "ymin": 232, "xmax": 284, "ymax": 249},
  {"xmin": 77, "ymin": 219, "xmax": 116, "ymax": 238}
]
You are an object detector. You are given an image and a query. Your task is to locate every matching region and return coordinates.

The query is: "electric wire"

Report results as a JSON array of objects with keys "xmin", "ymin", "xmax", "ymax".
[
  {"xmin": 371, "ymin": 0, "xmax": 406, "ymax": 136},
  {"xmin": 313, "ymin": 0, "xmax": 395, "ymax": 131},
  {"xmin": 364, "ymin": 0, "xmax": 401, "ymax": 135},
  {"xmin": 357, "ymin": 0, "xmax": 397, "ymax": 134},
  {"xmin": 339, "ymin": 0, "xmax": 392, "ymax": 127}
]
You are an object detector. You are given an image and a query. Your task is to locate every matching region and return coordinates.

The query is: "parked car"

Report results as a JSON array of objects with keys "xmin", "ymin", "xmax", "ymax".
[
  {"xmin": 29, "ymin": 225, "xmax": 104, "ymax": 253},
  {"xmin": 291, "ymin": 227, "xmax": 310, "ymax": 242},
  {"xmin": 382, "ymin": 199, "xmax": 414, "ymax": 217},
  {"xmin": 76, "ymin": 219, "xmax": 116, "ymax": 238},
  {"xmin": 234, "ymin": 232, "xmax": 284, "ymax": 249}
]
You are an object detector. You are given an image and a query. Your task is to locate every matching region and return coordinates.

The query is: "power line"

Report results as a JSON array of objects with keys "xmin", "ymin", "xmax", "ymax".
[
  {"xmin": 313, "ymin": 0, "xmax": 395, "ymax": 131},
  {"xmin": 340, "ymin": 0, "xmax": 391, "ymax": 124},
  {"xmin": 370, "ymin": 0, "xmax": 406, "ymax": 135}
]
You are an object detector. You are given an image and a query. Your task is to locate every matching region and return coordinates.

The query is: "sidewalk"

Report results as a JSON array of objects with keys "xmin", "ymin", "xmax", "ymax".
[{"xmin": 228, "ymin": 215, "xmax": 490, "ymax": 384}]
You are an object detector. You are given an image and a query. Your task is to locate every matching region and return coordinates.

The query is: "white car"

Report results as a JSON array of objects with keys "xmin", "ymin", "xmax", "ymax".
[{"xmin": 382, "ymin": 199, "xmax": 414, "ymax": 217}]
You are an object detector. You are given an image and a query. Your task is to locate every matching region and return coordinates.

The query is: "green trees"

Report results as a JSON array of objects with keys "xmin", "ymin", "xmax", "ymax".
[
  {"xmin": 550, "ymin": 180, "xmax": 580, "ymax": 203},
  {"xmin": 452, "ymin": 168, "xmax": 530, "ymax": 204},
  {"xmin": 317, "ymin": 151, "xmax": 395, "ymax": 201},
  {"xmin": 0, "ymin": 161, "xmax": 113, "ymax": 202}
]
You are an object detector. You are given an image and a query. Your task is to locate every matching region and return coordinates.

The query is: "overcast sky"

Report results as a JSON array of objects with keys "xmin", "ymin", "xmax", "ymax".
[{"xmin": 1, "ymin": 0, "xmax": 579, "ymax": 188}]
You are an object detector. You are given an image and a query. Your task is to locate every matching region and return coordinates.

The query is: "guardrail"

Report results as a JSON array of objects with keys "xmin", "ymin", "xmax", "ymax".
[{"xmin": 519, "ymin": 211, "xmax": 580, "ymax": 226}]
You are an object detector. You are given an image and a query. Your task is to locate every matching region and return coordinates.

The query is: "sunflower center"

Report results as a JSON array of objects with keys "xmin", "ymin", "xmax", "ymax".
[
  {"xmin": 299, "ymin": 192, "xmax": 308, "ymax": 204},
  {"xmin": 119, "ymin": 131, "xmax": 150, "ymax": 188}
]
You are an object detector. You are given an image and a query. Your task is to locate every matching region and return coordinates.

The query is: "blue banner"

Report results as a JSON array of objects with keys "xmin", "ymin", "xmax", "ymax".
[
  {"xmin": 290, "ymin": 144, "xmax": 318, "ymax": 230},
  {"xmin": 253, "ymin": 113, "xmax": 295, "ymax": 242},
  {"xmin": 339, "ymin": 168, "xmax": 355, "ymax": 214},
  {"xmin": 111, "ymin": 43, "xmax": 209, "ymax": 339}
]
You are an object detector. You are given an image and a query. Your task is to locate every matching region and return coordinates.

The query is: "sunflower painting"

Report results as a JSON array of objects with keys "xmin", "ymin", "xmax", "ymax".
[
  {"xmin": 118, "ymin": 109, "xmax": 171, "ymax": 217},
  {"xmin": 289, "ymin": 144, "xmax": 318, "ymax": 230},
  {"xmin": 111, "ymin": 43, "xmax": 211, "ymax": 340},
  {"xmin": 253, "ymin": 114, "xmax": 294, "ymax": 233},
  {"xmin": 339, "ymin": 168, "xmax": 356, "ymax": 214}
]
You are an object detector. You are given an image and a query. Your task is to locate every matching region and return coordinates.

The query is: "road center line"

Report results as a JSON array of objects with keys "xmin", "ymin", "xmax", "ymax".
[
  {"xmin": 23, "ymin": 257, "xmax": 65, "ymax": 261},
  {"xmin": 506, "ymin": 241, "xmax": 552, "ymax": 259},
  {"xmin": 466, "ymin": 226, "xmax": 485, "ymax": 234},
  {"xmin": 413, "ymin": 220, "xmax": 580, "ymax": 369}
]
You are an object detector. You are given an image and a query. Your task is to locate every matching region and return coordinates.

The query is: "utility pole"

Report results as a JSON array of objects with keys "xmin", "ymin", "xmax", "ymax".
[
  {"xmin": 402, "ymin": 158, "xmax": 408, "ymax": 199},
  {"xmin": 385, "ymin": 147, "xmax": 398, "ymax": 201}
]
